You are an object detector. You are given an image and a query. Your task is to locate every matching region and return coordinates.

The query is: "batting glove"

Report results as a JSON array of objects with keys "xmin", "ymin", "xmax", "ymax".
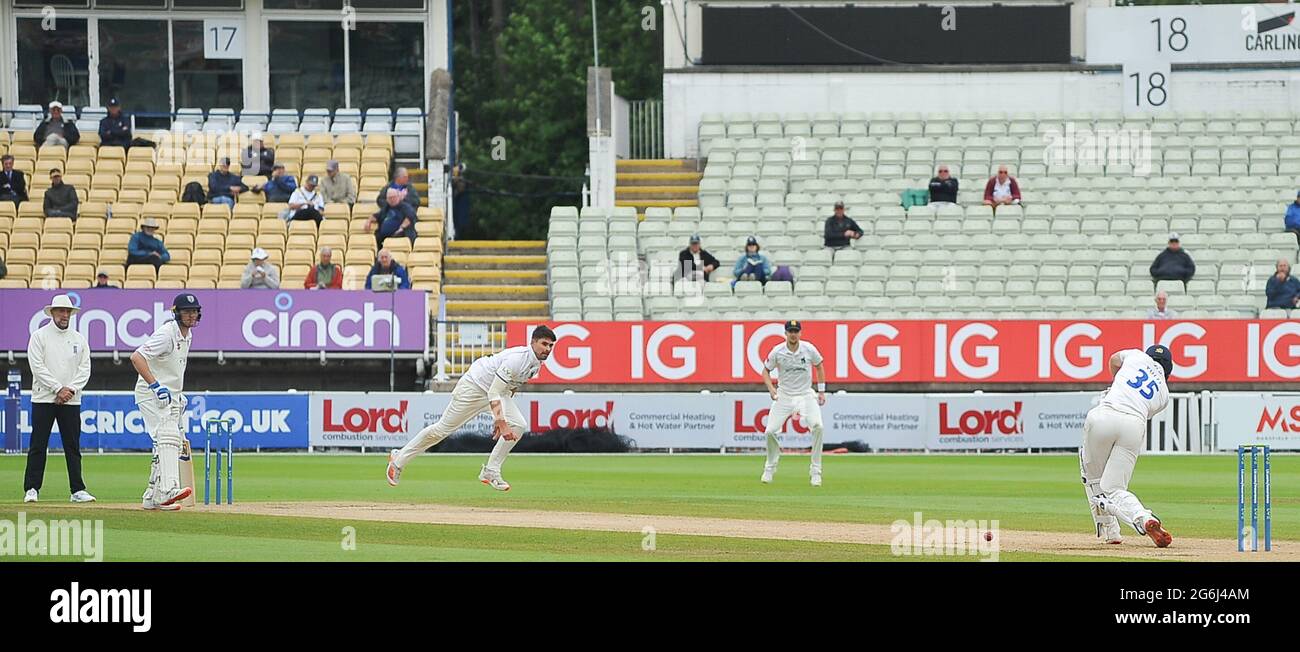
[{"xmin": 149, "ymin": 381, "xmax": 171, "ymax": 404}]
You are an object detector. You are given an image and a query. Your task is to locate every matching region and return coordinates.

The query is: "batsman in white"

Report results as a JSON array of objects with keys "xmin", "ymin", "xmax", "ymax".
[
  {"xmin": 387, "ymin": 326, "xmax": 556, "ymax": 491},
  {"xmin": 1081, "ymin": 344, "xmax": 1174, "ymax": 548},
  {"xmin": 131, "ymin": 293, "xmax": 200, "ymax": 511},
  {"xmin": 760, "ymin": 320, "xmax": 827, "ymax": 486}
]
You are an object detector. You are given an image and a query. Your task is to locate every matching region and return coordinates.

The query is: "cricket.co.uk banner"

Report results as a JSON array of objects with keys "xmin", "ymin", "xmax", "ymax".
[
  {"xmin": 0, "ymin": 391, "xmax": 310, "ymax": 450},
  {"xmin": 1213, "ymin": 392, "xmax": 1300, "ymax": 450},
  {"xmin": 0, "ymin": 289, "xmax": 429, "ymax": 354}
]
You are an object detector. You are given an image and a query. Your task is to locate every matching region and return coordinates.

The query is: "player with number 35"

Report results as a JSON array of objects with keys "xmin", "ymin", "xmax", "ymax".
[{"xmin": 1078, "ymin": 345, "xmax": 1174, "ymax": 548}]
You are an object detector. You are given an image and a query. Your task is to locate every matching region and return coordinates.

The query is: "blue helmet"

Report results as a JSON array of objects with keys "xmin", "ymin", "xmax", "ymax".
[
  {"xmin": 171, "ymin": 293, "xmax": 202, "ymax": 324},
  {"xmin": 1145, "ymin": 345, "xmax": 1172, "ymax": 380}
]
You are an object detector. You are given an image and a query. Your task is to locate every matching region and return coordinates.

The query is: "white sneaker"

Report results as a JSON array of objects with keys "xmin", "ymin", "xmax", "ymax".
[
  {"xmin": 810, "ymin": 472, "xmax": 822, "ymax": 487},
  {"xmin": 141, "ymin": 500, "xmax": 181, "ymax": 512},
  {"xmin": 158, "ymin": 486, "xmax": 193, "ymax": 507},
  {"xmin": 23, "ymin": 489, "xmax": 37, "ymax": 503},
  {"xmin": 760, "ymin": 467, "xmax": 774, "ymax": 484},
  {"xmin": 478, "ymin": 465, "xmax": 511, "ymax": 491},
  {"xmin": 70, "ymin": 490, "xmax": 97, "ymax": 503},
  {"xmin": 386, "ymin": 450, "xmax": 402, "ymax": 487}
]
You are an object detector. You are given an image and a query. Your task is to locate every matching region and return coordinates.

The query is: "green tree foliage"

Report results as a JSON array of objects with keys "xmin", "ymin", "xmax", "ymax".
[{"xmin": 453, "ymin": 0, "xmax": 663, "ymax": 240}]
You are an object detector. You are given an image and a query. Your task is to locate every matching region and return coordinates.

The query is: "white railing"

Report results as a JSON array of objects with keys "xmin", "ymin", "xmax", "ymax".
[{"xmin": 434, "ymin": 321, "xmax": 509, "ymax": 381}]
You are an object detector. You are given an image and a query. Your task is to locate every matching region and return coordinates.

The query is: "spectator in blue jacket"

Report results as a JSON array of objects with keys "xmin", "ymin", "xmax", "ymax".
[
  {"xmin": 365, "ymin": 249, "xmax": 411, "ymax": 290},
  {"xmin": 207, "ymin": 157, "xmax": 248, "ymax": 207},
  {"xmin": 1285, "ymin": 191, "xmax": 1300, "ymax": 248},
  {"xmin": 98, "ymin": 98, "xmax": 132, "ymax": 149},
  {"xmin": 1266, "ymin": 259, "xmax": 1300, "ymax": 309},
  {"xmin": 126, "ymin": 218, "xmax": 170, "ymax": 271},
  {"xmin": 253, "ymin": 164, "xmax": 297, "ymax": 203},
  {"xmin": 732, "ymin": 236, "xmax": 773, "ymax": 287}
]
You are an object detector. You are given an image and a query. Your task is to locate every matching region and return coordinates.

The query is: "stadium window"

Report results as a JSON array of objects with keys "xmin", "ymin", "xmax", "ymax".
[
  {"xmin": 17, "ymin": 18, "xmax": 90, "ymax": 106},
  {"xmin": 262, "ymin": 0, "xmax": 424, "ymax": 8},
  {"xmin": 171, "ymin": 0, "xmax": 244, "ymax": 7},
  {"xmin": 13, "ymin": 0, "xmax": 88, "ymax": 7},
  {"xmin": 268, "ymin": 21, "xmax": 346, "ymax": 111},
  {"xmin": 93, "ymin": 0, "xmax": 168, "ymax": 7},
  {"xmin": 174, "ymin": 21, "xmax": 245, "ymax": 112},
  {"xmin": 98, "ymin": 19, "xmax": 171, "ymax": 121},
  {"xmin": 349, "ymin": 22, "xmax": 424, "ymax": 111}
]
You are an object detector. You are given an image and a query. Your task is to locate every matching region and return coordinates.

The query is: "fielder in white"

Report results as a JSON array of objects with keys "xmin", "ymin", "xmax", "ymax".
[
  {"xmin": 387, "ymin": 326, "xmax": 556, "ymax": 491},
  {"xmin": 131, "ymin": 293, "xmax": 200, "ymax": 511},
  {"xmin": 760, "ymin": 320, "xmax": 827, "ymax": 486},
  {"xmin": 1081, "ymin": 345, "xmax": 1174, "ymax": 548}
]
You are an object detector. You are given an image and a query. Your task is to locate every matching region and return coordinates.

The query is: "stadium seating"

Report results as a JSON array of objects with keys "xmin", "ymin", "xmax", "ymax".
[{"xmin": 549, "ymin": 111, "xmax": 1300, "ymax": 321}]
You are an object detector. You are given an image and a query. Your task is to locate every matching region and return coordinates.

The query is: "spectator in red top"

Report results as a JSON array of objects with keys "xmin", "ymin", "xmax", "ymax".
[
  {"xmin": 304, "ymin": 247, "xmax": 343, "ymax": 289},
  {"xmin": 983, "ymin": 165, "xmax": 1021, "ymax": 208}
]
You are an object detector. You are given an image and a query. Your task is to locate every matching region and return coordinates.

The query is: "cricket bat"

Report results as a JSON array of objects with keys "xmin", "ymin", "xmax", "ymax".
[{"xmin": 179, "ymin": 439, "xmax": 197, "ymax": 508}]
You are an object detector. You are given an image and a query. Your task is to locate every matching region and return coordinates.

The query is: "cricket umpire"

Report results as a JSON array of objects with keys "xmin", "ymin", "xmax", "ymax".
[{"xmin": 23, "ymin": 294, "xmax": 95, "ymax": 503}]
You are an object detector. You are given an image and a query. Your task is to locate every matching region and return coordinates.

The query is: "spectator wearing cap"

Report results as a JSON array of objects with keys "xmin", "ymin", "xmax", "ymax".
[
  {"xmin": 375, "ymin": 167, "xmax": 421, "ymax": 212},
  {"xmin": 678, "ymin": 234, "xmax": 720, "ymax": 282},
  {"xmin": 928, "ymin": 165, "xmax": 959, "ymax": 204},
  {"xmin": 286, "ymin": 175, "xmax": 325, "ymax": 225},
  {"xmin": 34, "ymin": 101, "xmax": 80, "ymax": 148},
  {"xmin": 320, "ymin": 160, "xmax": 357, "ymax": 206},
  {"xmin": 1149, "ymin": 233, "xmax": 1196, "ymax": 287},
  {"xmin": 1266, "ymin": 259, "xmax": 1300, "ymax": 309},
  {"xmin": 98, "ymin": 98, "xmax": 132, "ymax": 148},
  {"xmin": 208, "ymin": 157, "xmax": 248, "ymax": 207},
  {"xmin": 304, "ymin": 247, "xmax": 343, "ymax": 290},
  {"xmin": 1285, "ymin": 190, "xmax": 1300, "ymax": 248},
  {"xmin": 0, "ymin": 154, "xmax": 29, "ymax": 204},
  {"xmin": 733, "ymin": 236, "xmax": 773, "ymax": 287},
  {"xmin": 367, "ymin": 187, "xmax": 418, "ymax": 249},
  {"xmin": 823, "ymin": 201, "xmax": 864, "ymax": 249},
  {"xmin": 983, "ymin": 165, "xmax": 1021, "ymax": 208},
  {"xmin": 241, "ymin": 248, "xmax": 280, "ymax": 289},
  {"xmin": 254, "ymin": 164, "xmax": 297, "ymax": 203},
  {"xmin": 1147, "ymin": 291, "xmax": 1176, "ymax": 320},
  {"xmin": 242, "ymin": 133, "xmax": 276, "ymax": 177},
  {"xmin": 91, "ymin": 271, "xmax": 115, "ymax": 289},
  {"xmin": 42, "ymin": 169, "xmax": 78, "ymax": 219},
  {"xmin": 127, "ymin": 217, "xmax": 170, "ymax": 271}
]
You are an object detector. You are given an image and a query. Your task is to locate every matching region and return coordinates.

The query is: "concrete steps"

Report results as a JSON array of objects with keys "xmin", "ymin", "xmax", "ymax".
[
  {"xmin": 614, "ymin": 159, "xmax": 701, "ymax": 218},
  {"xmin": 441, "ymin": 240, "xmax": 549, "ymax": 320}
]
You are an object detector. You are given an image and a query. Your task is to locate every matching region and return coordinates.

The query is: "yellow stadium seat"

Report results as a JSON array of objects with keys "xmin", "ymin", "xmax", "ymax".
[
  {"xmin": 344, "ymin": 248, "xmax": 376, "ymax": 267},
  {"xmin": 123, "ymin": 279, "xmax": 154, "ymax": 289},
  {"xmin": 61, "ymin": 278, "xmax": 91, "ymax": 289},
  {"xmin": 202, "ymin": 203, "xmax": 231, "ymax": 221},
  {"xmin": 31, "ymin": 265, "xmax": 63, "ymax": 288},
  {"xmin": 71, "ymin": 233, "xmax": 101, "ymax": 250},
  {"xmin": 42, "ymin": 220, "xmax": 74, "ymax": 238},
  {"xmin": 158, "ymin": 265, "xmax": 189, "ymax": 282},
  {"xmin": 259, "ymin": 218, "xmax": 288, "ymax": 238},
  {"xmin": 231, "ymin": 203, "xmax": 260, "ymax": 220},
  {"xmin": 154, "ymin": 163, "xmax": 183, "ymax": 178},
  {"xmin": 322, "ymin": 204, "xmax": 350, "ymax": 221},
  {"xmin": 124, "ymin": 161, "xmax": 154, "ymax": 177},
  {"xmin": 151, "ymin": 175, "xmax": 181, "ymax": 194},
  {"xmin": 194, "ymin": 236, "xmax": 226, "ymax": 253},
  {"xmin": 117, "ymin": 189, "xmax": 148, "ymax": 204},
  {"xmin": 0, "ymin": 203, "xmax": 15, "ymax": 220},
  {"xmin": 170, "ymin": 203, "xmax": 201, "ymax": 220},
  {"xmin": 164, "ymin": 233, "xmax": 194, "ymax": 252},
  {"xmin": 148, "ymin": 189, "xmax": 178, "ymax": 204},
  {"xmin": 37, "ymin": 145, "xmax": 67, "ymax": 162},
  {"xmin": 126, "ymin": 147, "xmax": 155, "ymax": 163},
  {"xmin": 285, "ymin": 249, "xmax": 315, "ymax": 267},
  {"xmin": 12, "ymin": 219, "xmax": 42, "ymax": 235},
  {"xmin": 196, "ymin": 220, "xmax": 227, "ymax": 238},
  {"xmin": 258, "ymin": 233, "xmax": 286, "ymax": 253},
  {"xmin": 226, "ymin": 233, "xmax": 255, "ymax": 251},
  {"xmin": 286, "ymin": 234, "xmax": 316, "ymax": 251},
  {"xmin": 0, "ymin": 279, "xmax": 28, "ymax": 288},
  {"xmin": 36, "ymin": 246, "xmax": 67, "ymax": 265},
  {"xmin": 228, "ymin": 218, "xmax": 258, "ymax": 236},
  {"xmin": 74, "ymin": 216, "xmax": 106, "ymax": 236},
  {"xmin": 98, "ymin": 147, "xmax": 126, "ymax": 162},
  {"xmin": 64, "ymin": 263, "xmax": 95, "ymax": 283},
  {"xmin": 214, "ymin": 279, "xmax": 240, "ymax": 289},
  {"xmin": 126, "ymin": 264, "xmax": 157, "ymax": 281},
  {"xmin": 219, "ymin": 263, "xmax": 245, "ymax": 279},
  {"xmin": 103, "ymin": 232, "xmax": 132, "ymax": 250},
  {"xmin": 106, "ymin": 216, "xmax": 139, "ymax": 236},
  {"xmin": 348, "ymin": 217, "xmax": 372, "ymax": 235},
  {"xmin": 121, "ymin": 174, "xmax": 151, "ymax": 192},
  {"xmin": 261, "ymin": 203, "xmax": 288, "ymax": 220},
  {"xmin": 66, "ymin": 249, "xmax": 99, "ymax": 267},
  {"xmin": 360, "ymin": 161, "xmax": 389, "ymax": 178},
  {"xmin": 318, "ymin": 234, "xmax": 347, "ymax": 252},
  {"xmin": 342, "ymin": 265, "xmax": 370, "ymax": 290},
  {"xmin": 168, "ymin": 217, "xmax": 199, "ymax": 238},
  {"xmin": 275, "ymin": 134, "xmax": 305, "ymax": 150},
  {"xmin": 335, "ymin": 133, "xmax": 364, "ymax": 149},
  {"xmin": 142, "ymin": 201, "xmax": 172, "ymax": 218},
  {"xmin": 95, "ymin": 159, "xmax": 124, "ymax": 176},
  {"xmin": 168, "ymin": 249, "xmax": 191, "ymax": 267},
  {"xmin": 153, "ymin": 279, "xmax": 185, "ymax": 289},
  {"xmin": 365, "ymin": 134, "xmax": 393, "ymax": 152},
  {"xmin": 86, "ymin": 189, "xmax": 117, "ymax": 204},
  {"xmin": 188, "ymin": 264, "xmax": 219, "ymax": 281},
  {"xmin": 18, "ymin": 203, "xmax": 45, "ymax": 219},
  {"xmin": 98, "ymin": 264, "xmax": 126, "ymax": 283},
  {"xmin": 64, "ymin": 159, "xmax": 95, "ymax": 176},
  {"xmin": 186, "ymin": 278, "xmax": 216, "ymax": 289}
]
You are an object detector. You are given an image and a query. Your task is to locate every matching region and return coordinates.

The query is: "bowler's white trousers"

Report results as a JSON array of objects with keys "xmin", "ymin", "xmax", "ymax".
[
  {"xmin": 764, "ymin": 391, "xmax": 825, "ymax": 474},
  {"xmin": 393, "ymin": 376, "xmax": 527, "ymax": 472},
  {"xmin": 1080, "ymin": 405, "xmax": 1153, "ymax": 536}
]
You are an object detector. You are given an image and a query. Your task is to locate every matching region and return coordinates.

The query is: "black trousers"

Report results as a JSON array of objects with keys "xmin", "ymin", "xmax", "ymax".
[
  {"xmin": 24, "ymin": 402, "xmax": 86, "ymax": 493},
  {"xmin": 126, "ymin": 254, "xmax": 163, "ymax": 271},
  {"xmin": 290, "ymin": 207, "xmax": 323, "ymax": 226}
]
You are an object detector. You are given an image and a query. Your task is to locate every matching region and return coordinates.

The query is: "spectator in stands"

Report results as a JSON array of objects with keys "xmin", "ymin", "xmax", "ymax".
[
  {"xmin": 376, "ymin": 167, "xmax": 421, "ymax": 211},
  {"xmin": 365, "ymin": 248, "xmax": 411, "ymax": 290},
  {"xmin": 1285, "ymin": 190, "xmax": 1300, "ymax": 248},
  {"xmin": 304, "ymin": 247, "xmax": 343, "ymax": 290},
  {"xmin": 253, "ymin": 164, "xmax": 297, "ymax": 204},
  {"xmin": 98, "ymin": 98, "xmax": 132, "ymax": 149},
  {"xmin": 1266, "ymin": 259, "xmax": 1300, "ymax": 309},
  {"xmin": 367, "ymin": 187, "xmax": 418, "ymax": 249},
  {"xmin": 1147, "ymin": 291, "xmax": 1176, "ymax": 319},
  {"xmin": 90, "ymin": 271, "xmax": 115, "ymax": 289},
  {"xmin": 928, "ymin": 165, "xmax": 959, "ymax": 204},
  {"xmin": 240, "ymin": 248, "xmax": 280, "ymax": 289},
  {"xmin": 677, "ymin": 234, "xmax": 720, "ymax": 282},
  {"xmin": 126, "ymin": 218, "xmax": 169, "ymax": 271},
  {"xmin": 242, "ymin": 133, "xmax": 275, "ymax": 177},
  {"xmin": 732, "ymin": 236, "xmax": 773, "ymax": 287},
  {"xmin": 823, "ymin": 201, "xmax": 864, "ymax": 250},
  {"xmin": 1149, "ymin": 233, "xmax": 1196, "ymax": 287},
  {"xmin": 286, "ymin": 175, "xmax": 325, "ymax": 226},
  {"xmin": 0, "ymin": 255, "xmax": 6, "ymax": 280},
  {"xmin": 983, "ymin": 165, "xmax": 1021, "ymax": 208},
  {"xmin": 34, "ymin": 102, "xmax": 80, "ymax": 148},
  {"xmin": 208, "ymin": 157, "xmax": 248, "ymax": 207},
  {"xmin": 320, "ymin": 160, "xmax": 357, "ymax": 206},
  {"xmin": 0, "ymin": 154, "xmax": 28, "ymax": 204},
  {"xmin": 42, "ymin": 169, "xmax": 78, "ymax": 219}
]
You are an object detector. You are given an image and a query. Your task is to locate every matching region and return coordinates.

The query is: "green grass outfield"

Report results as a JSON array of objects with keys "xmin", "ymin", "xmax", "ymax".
[{"xmin": 0, "ymin": 453, "xmax": 1290, "ymax": 561}]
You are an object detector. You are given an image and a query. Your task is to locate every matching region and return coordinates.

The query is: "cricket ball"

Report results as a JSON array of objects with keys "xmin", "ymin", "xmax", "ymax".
[{"xmin": 984, "ymin": 531, "xmax": 993, "ymax": 542}]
